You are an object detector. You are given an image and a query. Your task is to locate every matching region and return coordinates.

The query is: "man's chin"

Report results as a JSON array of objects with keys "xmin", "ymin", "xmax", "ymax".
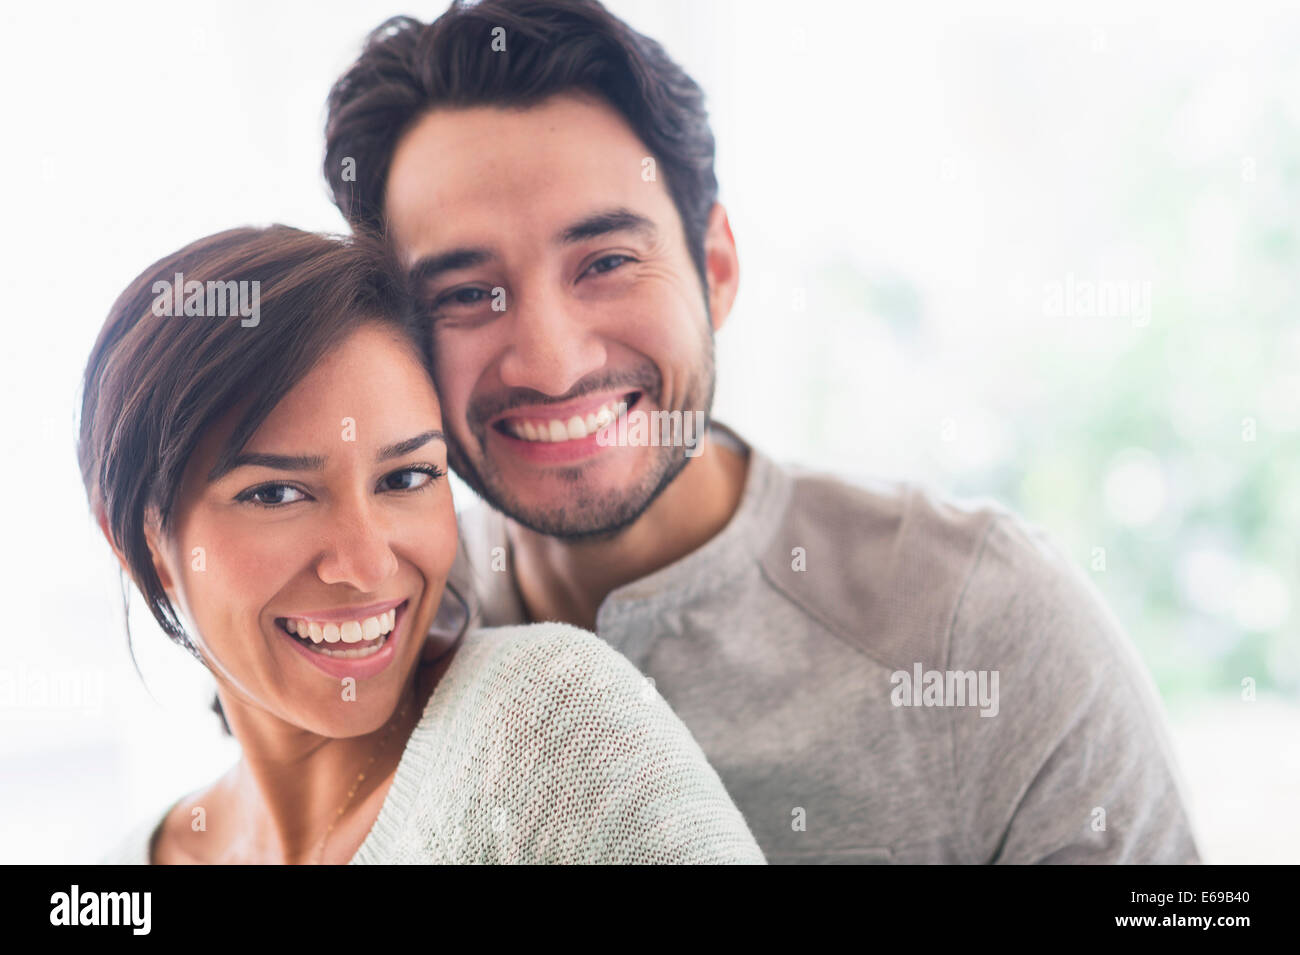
[
  {"xmin": 468, "ymin": 448, "xmax": 690, "ymax": 542},
  {"xmin": 501, "ymin": 502, "xmax": 645, "ymax": 543}
]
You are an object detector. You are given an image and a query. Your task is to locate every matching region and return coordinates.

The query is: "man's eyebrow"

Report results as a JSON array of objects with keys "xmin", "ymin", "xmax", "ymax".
[
  {"xmin": 378, "ymin": 429, "xmax": 445, "ymax": 461},
  {"xmin": 211, "ymin": 431, "xmax": 445, "ymax": 481},
  {"xmin": 407, "ymin": 247, "xmax": 495, "ymax": 285},
  {"xmin": 558, "ymin": 208, "xmax": 657, "ymax": 245}
]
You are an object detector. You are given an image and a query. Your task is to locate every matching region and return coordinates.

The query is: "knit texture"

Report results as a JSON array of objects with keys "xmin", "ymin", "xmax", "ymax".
[{"xmin": 98, "ymin": 622, "xmax": 766, "ymax": 864}]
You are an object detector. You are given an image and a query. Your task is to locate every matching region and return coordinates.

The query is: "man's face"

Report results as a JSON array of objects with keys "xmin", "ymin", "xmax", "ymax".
[{"xmin": 384, "ymin": 92, "xmax": 719, "ymax": 539}]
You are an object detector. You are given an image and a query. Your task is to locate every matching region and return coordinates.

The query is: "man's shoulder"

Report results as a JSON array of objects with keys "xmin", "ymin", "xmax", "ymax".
[{"xmin": 756, "ymin": 459, "xmax": 1052, "ymax": 670}]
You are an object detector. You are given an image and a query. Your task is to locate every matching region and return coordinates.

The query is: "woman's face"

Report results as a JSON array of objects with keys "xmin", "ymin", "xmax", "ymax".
[{"xmin": 146, "ymin": 322, "xmax": 457, "ymax": 736}]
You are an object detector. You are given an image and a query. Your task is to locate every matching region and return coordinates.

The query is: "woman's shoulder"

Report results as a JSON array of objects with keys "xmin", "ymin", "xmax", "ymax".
[
  {"xmin": 434, "ymin": 622, "xmax": 765, "ymax": 863},
  {"xmin": 97, "ymin": 775, "xmax": 231, "ymax": 865},
  {"xmin": 456, "ymin": 621, "xmax": 636, "ymax": 676},
  {"xmin": 97, "ymin": 795, "xmax": 183, "ymax": 865},
  {"xmin": 448, "ymin": 620, "xmax": 703, "ymax": 774},
  {"xmin": 451, "ymin": 621, "xmax": 649, "ymax": 705},
  {"xmin": 463, "ymin": 620, "xmax": 608, "ymax": 653},
  {"xmin": 97, "ymin": 816, "xmax": 157, "ymax": 865},
  {"xmin": 427, "ymin": 621, "xmax": 674, "ymax": 760}
]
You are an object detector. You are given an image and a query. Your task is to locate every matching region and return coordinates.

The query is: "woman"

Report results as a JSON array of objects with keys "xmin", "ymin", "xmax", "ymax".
[{"xmin": 83, "ymin": 225, "xmax": 764, "ymax": 864}]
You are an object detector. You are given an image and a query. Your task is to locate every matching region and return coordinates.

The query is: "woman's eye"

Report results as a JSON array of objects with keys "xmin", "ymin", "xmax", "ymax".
[
  {"xmin": 239, "ymin": 484, "xmax": 307, "ymax": 507},
  {"xmin": 380, "ymin": 466, "xmax": 444, "ymax": 492},
  {"xmin": 587, "ymin": 254, "xmax": 632, "ymax": 276}
]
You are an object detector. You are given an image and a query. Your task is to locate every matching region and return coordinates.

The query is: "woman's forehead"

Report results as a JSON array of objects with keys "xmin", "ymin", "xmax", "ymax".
[{"xmin": 192, "ymin": 325, "xmax": 441, "ymax": 479}]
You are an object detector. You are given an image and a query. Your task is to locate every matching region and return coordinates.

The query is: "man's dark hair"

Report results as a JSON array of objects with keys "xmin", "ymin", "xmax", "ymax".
[{"xmin": 324, "ymin": 0, "xmax": 718, "ymax": 286}]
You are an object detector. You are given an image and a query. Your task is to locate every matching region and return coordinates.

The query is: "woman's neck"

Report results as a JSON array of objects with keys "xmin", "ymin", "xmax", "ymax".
[{"xmin": 213, "ymin": 656, "xmax": 449, "ymax": 864}]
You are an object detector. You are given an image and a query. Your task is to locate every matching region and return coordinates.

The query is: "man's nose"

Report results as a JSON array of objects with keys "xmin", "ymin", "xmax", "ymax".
[
  {"xmin": 314, "ymin": 499, "xmax": 399, "ymax": 593},
  {"xmin": 496, "ymin": 284, "xmax": 607, "ymax": 396}
]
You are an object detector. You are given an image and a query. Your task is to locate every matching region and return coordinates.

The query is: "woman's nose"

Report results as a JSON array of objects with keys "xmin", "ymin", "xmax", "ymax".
[{"xmin": 314, "ymin": 502, "xmax": 399, "ymax": 592}]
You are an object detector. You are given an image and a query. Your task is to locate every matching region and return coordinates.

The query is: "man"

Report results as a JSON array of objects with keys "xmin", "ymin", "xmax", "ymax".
[{"xmin": 323, "ymin": 0, "xmax": 1201, "ymax": 863}]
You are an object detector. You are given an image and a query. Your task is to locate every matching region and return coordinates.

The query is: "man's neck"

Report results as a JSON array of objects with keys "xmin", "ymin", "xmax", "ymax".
[{"xmin": 506, "ymin": 431, "xmax": 750, "ymax": 632}]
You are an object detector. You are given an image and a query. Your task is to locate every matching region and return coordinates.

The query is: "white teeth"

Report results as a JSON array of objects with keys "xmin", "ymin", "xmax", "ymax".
[
  {"xmin": 504, "ymin": 398, "xmax": 630, "ymax": 443},
  {"xmin": 312, "ymin": 642, "xmax": 386, "ymax": 659},
  {"xmin": 284, "ymin": 606, "xmax": 400, "ymax": 651}
]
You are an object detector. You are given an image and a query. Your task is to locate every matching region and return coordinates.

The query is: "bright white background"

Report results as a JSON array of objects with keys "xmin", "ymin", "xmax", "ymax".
[{"xmin": 1, "ymin": 0, "xmax": 1296, "ymax": 863}]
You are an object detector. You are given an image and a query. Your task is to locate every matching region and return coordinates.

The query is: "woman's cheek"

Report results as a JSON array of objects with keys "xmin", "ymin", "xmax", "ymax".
[
  {"xmin": 415, "ymin": 494, "xmax": 460, "ymax": 582},
  {"xmin": 178, "ymin": 520, "xmax": 299, "ymax": 640}
]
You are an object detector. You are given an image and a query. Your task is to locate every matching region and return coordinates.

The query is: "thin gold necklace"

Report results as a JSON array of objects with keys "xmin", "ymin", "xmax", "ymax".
[{"xmin": 312, "ymin": 685, "xmax": 415, "ymax": 865}]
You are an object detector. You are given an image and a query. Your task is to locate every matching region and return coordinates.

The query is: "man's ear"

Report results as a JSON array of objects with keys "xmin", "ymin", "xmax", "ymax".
[
  {"xmin": 702, "ymin": 201, "xmax": 740, "ymax": 334},
  {"xmin": 95, "ymin": 504, "xmax": 177, "ymax": 594}
]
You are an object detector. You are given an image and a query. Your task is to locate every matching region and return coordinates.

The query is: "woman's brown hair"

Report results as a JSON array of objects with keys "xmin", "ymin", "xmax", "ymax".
[{"xmin": 77, "ymin": 225, "xmax": 436, "ymax": 733}]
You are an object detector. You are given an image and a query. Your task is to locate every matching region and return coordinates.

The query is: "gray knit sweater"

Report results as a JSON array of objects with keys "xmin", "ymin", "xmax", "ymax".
[{"xmin": 98, "ymin": 623, "xmax": 766, "ymax": 864}]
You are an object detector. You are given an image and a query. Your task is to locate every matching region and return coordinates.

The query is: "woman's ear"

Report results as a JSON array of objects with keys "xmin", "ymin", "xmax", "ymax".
[
  {"xmin": 95, "ymin": 504, "xmax": 177, "ymax": 595},
  {"xmin": 142, "ymin": 517, "xmax": 178, "ymax": 595},
  {"xmin": 94, "ymin": 505, "xmax": 133, "ymax": 577}
]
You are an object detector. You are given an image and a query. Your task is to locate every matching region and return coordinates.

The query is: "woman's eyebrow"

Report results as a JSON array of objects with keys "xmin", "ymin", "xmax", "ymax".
[
  {"xmin": 212, "ymin": 451, "xmax": 326, "ymax": 480},
  {"xmin": 210, "ymin": 430, "xmax": 445, "ymax": 481},
  {"xmin": 377, "ymin": 429, "xmax": 445, "ymax": 461}
]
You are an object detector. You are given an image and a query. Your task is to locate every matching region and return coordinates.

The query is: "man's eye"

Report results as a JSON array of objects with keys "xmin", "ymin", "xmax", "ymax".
[
  {"xmin": 435, "ymin": 287, "xmax": 489, "ymax": 308},
  {"xmin": 587, "ymin": 254, "xmax": 633, "ymax": 276},
  {"xmin": 237, "ymin": 484, "xmax": 308, "ymax": 507},
  {"xmin": 379, "ymin": 465, "xmax": 445, "ymax": 492}
]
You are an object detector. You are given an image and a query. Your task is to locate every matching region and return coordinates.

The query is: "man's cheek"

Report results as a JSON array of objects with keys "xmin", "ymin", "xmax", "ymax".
[{"xmin": 431, "ymin": 360, "xmax": 475, "ymax": 433}]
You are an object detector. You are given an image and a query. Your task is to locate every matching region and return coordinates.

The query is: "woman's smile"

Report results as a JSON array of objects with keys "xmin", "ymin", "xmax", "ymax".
[{"xmin": 273, "ymin": 597, "xmax": 412, "ymax": 678}]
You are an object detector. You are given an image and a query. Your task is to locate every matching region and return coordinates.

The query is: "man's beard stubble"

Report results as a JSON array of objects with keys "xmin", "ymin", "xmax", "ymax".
[{"xmin": 444, "ymin": 336, "xmax": 717, "ymax": 543}]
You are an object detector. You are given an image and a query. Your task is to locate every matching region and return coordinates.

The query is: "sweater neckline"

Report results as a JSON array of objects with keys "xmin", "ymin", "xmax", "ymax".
[{"xmin": 347, "ymin": 635, "xmax": 470, "ymax": 864}]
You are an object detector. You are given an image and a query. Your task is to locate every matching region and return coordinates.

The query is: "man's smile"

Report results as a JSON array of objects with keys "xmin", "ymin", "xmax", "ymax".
[
  {"xmin": 490, "ymin": 389, "xmax": 642, "ymax": 443},
  {"xmin": 485, "ymin": 391, "xmax": 644, "ymax": 465}
]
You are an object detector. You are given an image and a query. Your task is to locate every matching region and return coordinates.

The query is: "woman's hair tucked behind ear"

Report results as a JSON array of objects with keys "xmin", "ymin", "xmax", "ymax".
[{"xmin": 77, "ymin": 226, "xmax": 428, "ymax": 733}]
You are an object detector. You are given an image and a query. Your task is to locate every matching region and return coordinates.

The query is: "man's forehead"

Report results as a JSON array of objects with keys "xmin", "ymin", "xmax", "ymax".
[
  {"xmin": 392, "ymin": 90, "xmax": 643, "ymax": 162},
  {"xmin": 385, "ymin": 93, "xmax": 664, "ymax": 246}
]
